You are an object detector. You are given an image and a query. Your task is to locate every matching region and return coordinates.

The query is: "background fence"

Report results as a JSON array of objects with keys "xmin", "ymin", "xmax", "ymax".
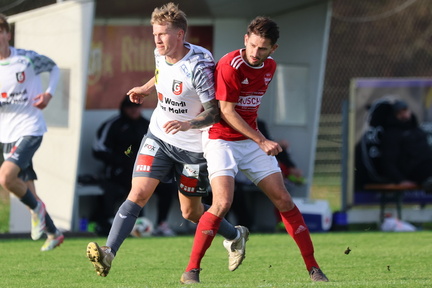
[{"xmin": 315, "ymin": 0, "xmax": 432, "ymax": 179}]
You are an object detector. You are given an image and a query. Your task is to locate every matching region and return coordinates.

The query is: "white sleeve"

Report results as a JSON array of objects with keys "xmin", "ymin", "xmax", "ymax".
[{"xmin": 45, "ymin": 65, "xmax": 60, "ymax": 96}]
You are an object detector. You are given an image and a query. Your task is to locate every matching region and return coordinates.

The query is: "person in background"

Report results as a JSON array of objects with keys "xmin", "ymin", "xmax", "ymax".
[
  {"xmin": 0, "ymin": 13, "xmax": 64, "ymax": 251},
  {"xmin": 257, "ymin": 119, "xmax": 305, "ymax": 186},
  {"xmin": 86, "ymin": 3, "xmax": 246, "ymax": 279},
  {"xmin": 92, "ymin": 95, "xmax": 176, "ymax": 237},
  {"xmin": 379, "ymin": 100, "xmax": 432, "ymax": 190},
  {"xmin": 181, "ymin": 16, "xmax": 329, "ymax": 284}
]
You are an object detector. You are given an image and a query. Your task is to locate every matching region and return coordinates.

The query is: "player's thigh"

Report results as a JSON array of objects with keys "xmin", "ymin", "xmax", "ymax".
[
  {"xmin": 127, "ymin": 176, "xmax": 160, "ymax": 206},
  {"xmin": 0, "ymin": 160, "xmax": 20, "ymax": 181},
  {"xmin": 257, "ymin": 172, "xmax": 294, "ymax": 211},
  {"xmin": 208, "ymin": 175, "xmax": 235, "ymax": 217},
  {"xmin": 203, "ymin": 138, "xmax": 238, "ymax": 180}
]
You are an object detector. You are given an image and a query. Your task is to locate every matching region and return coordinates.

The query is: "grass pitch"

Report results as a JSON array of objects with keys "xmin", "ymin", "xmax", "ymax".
[{"xmin": 0, "ymin": 231, "xmax": 430, "ymax": 287}]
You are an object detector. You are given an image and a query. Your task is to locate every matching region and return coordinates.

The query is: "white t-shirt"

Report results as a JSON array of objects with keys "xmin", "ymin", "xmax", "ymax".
[
  {"xmin": 0, "ymin": 47, "xmax": 59, "ymax": 143},
  {"xmin": 149, "ymin": 42, "xmax": 215, "ymax": 153}
]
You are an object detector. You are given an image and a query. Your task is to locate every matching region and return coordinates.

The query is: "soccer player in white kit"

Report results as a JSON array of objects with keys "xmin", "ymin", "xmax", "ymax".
[
  {"xmin": 182, "ymin": 16, "xmax": 329, "ymax": 283},
  {"xmin": 0, "ymin": 14, "xmax": 64, "ymax": 251},
  {"xmin": 86, "ymin": 3, "xmax": 248, "ymax": 279}
]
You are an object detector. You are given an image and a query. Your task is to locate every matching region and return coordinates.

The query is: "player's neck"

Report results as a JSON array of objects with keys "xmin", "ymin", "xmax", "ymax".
[
  {"xmin": 0, "ymin": 46, "xmax": 10, "ymax": 60},
  {"xmin": 165, "ymin": 45, "xmax": 189, "ymax": 64}
]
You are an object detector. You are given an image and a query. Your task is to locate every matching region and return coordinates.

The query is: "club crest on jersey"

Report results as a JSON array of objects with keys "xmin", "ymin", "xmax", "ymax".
[
  {"xmin": 172, "ymin": 80, "xmax": 183, "ymax": 95},
  {"xmin": 16, "ymin": 71, "xmax": 25, "ymax": 83},
  {"xmin": 264, "ymin": 73, "xmax": 272, "ymax": 85}
]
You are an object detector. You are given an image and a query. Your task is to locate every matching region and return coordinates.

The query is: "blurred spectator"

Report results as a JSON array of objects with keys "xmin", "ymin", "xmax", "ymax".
[
  {"xmin": 257, "ymin": 120, "xmax": 305, "ymax": 187},
  {"xmin": 355, "ymin": 98, "xmax": 432, "ymax": 192},
  {"xmin": 378, "ymin": 100, "xmax": 432, "ymax": 190},
  {"xmin": 92, "ymin": 95, "xmax": 177, "ymax": 236}
]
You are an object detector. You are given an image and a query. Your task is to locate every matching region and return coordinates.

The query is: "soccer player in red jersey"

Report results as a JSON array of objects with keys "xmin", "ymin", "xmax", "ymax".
[{"xmin": 182, "ymin": 16, "xmax": 329, "ymax": 283}]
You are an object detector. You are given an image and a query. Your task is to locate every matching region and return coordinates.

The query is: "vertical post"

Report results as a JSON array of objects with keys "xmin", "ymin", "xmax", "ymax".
[{"xmin": 341, "ymin": 100, "xmax": 348, "ymax": 211}]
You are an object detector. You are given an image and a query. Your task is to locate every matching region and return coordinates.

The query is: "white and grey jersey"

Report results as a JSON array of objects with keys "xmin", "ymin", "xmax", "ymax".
[
  {"xmin": 148, "ymin": 42, "xmax": 215, "ymax": 153},
  {"xmin": 0, "ymin": 47, "xmax": 59, "ymax": 143}
]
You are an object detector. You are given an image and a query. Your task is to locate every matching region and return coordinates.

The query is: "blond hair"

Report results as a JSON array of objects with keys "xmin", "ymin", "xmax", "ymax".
[{"xmin": 151, "ymin": 2, "xmax": 187, "ymax": 34}]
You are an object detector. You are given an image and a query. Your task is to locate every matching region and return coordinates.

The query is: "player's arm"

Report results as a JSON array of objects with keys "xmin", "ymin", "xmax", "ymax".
[
  {"xmin": 189, "ymin": 99, "xmax": 220, "ymax": 128},
  {"xmin": 163, "ymin": 99, "xmax": 220, "ymax": 134},
  {"xmin": 127, "ymin": 76, "xmax": 156, "ymax": 104},
  {"xmin": 220, "ymin": 100, "xmax": 281, "ymax": 156},
  {"xmin": 34, "ymin": 62, "xmax": 59, "ymax": 109}
]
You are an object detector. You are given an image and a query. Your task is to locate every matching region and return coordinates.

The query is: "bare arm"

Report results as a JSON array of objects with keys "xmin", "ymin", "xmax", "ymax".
[
  {"xmin": 127, "ymin": 76, "xmax": 156, "ymax": 104},
  {"xmin": 163, "ymin": 99, "xmax": 220, "ymax": 134},
  {"xmin": 219, "ymin": 100, "xmax": 282, "ymax": 156}
]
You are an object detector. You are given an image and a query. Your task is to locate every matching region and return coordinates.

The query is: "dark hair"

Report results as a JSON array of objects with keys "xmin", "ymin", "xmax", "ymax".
[
  {"xmin": 151, "ymin": 2, "xmax": 187, "ymax": 35},
  {"xmin": 247, "ymin": 16, "xmax": 279, "ymax": 46},
  {"xmin": 393, "ymin": 100, "xmax": 408, "ymax": 113},
  {"xmin": 120, "ymin": 95, "xmax": 141, "ymax": 110},
  {"xmin": 0, "ymin": 14, "xmax": 10, "ymax": 33}
]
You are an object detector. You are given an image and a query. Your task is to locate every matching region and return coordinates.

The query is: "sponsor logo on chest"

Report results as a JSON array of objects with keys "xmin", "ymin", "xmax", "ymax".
[{"xmin": 172, "ymin": 80, "xmax": 183, "ymax": 95}]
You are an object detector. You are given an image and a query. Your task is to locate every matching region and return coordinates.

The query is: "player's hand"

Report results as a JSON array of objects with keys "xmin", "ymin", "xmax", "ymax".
[
  {"xmin": 258, "ymin": 139, "xmax": 282, "ymax": 156},
  {"xmin": 163, "ymin": 120, "xmax": 191, "ymax": 134},
  {"xmin": 127, "ymin": 86, "xmax": 150, "ymax": 104},
  {"xmin": 33, "ymin": 92, "xmax": 52, "ymax": 109}
]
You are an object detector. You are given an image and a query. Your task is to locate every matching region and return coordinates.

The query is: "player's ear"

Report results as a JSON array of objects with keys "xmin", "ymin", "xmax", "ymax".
[
  {"xmin": 244, "ymin": 34, "xmax": 248, "ymax": 46},
  {"xmin": 178, "ymin": 29, "xmax": 185, "ymax": 40},
  {"xmin": 270, "ymin": 43, "xmax": 279, "ymax": 54}
]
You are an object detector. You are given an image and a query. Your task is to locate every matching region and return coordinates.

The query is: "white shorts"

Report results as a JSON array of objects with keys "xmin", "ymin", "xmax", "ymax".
[{"xmin": 203, "ymin": 133, "xmax": 281, "ymax": 185}]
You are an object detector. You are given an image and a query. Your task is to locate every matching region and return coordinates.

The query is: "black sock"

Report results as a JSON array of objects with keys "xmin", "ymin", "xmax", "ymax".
[
  {"xmin": 45, "ymin": 213, "xmax": 57, "ymax": 234},
  {"xmin": 20, "ymin": 189, "xmax": 38, "ymax": 210}
]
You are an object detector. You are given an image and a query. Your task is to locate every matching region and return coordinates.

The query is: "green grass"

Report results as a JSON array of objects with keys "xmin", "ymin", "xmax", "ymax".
[
  {"xmin": 0, "ymin": 232, "xmax": 430, "ymax": 287},
  {"xmin": 0, "ymin": 188, "xmax": 9, "ymax": 233},
  {"xmin": 311, "ymin": 175, "xmax": 342, "ymax": 211}
]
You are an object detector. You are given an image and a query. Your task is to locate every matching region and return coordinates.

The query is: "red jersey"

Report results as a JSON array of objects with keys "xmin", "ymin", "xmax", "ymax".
[{"xmin": 209, "ymin": 49, "xmax": 276, "ymax": 141}]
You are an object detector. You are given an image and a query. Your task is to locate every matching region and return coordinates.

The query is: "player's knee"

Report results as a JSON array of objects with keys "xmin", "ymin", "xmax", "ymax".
[
  {"xmin": 182, "ymin": 210, "xmax": 200, "ymax": 223},
  {"xmin": 0, "ymin": 171, "xmax": 16, "ymax": 191},
  {"xmin": 274, "ymin": 193, "xmax": 295, "ymax": 211},
  {"xmin": 208, "ymin": 201, "xmax": 231, "ymax": 216}
]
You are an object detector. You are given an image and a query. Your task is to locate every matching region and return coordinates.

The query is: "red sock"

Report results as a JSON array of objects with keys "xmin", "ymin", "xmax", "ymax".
[
  {"xmin": 280, "ymin": 206, "xmax": 319, "ymax": 271},
  {"xmin": 185, "ymin": 211, "xmax": 222, "ymax": 271}
]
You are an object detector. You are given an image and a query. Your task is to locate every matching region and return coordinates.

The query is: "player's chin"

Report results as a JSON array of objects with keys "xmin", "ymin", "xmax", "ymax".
[{"xmin": 157, "ymin": 48, "xmax": 167, "ymax": 55}]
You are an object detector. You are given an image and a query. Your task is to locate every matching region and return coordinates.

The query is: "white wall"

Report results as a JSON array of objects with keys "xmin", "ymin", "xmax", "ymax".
[{"xmin": 9, "ymin": 0, "xmax": 95, "ymax": 232}]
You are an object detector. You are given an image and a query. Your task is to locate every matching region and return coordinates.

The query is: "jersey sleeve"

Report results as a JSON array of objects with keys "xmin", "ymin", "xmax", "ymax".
[
  {"xmin": 19, "ymin": 49, "xmax": 60, "ymax": 96},
  {"xmin": 192, "ymin": 55, "xmax": 215, "ymax": 104},
  {"xmin": 24, "ymin": 50, "xmax": 57, "ymax": 74},
  {"xmin": 215, "ymin": 61, "xmax": 241, "ymax": 103},
  {"xmin": 45, "ymin": 65, "xmax": 60, "ymax": 96}
]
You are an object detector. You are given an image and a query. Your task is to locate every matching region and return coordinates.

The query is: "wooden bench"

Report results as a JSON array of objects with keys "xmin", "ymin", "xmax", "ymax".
[{"xmin": 364, "ymin": 183, "xmax": 421, "ymax": 222}]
